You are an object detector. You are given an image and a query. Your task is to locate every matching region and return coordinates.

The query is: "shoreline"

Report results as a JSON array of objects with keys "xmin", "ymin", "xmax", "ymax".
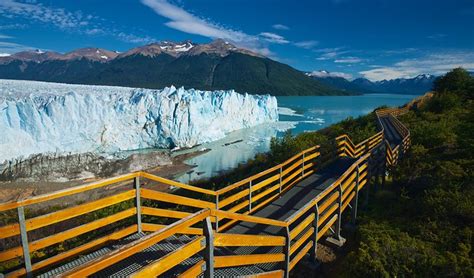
[{"xmin": 0, "ymin": 148, "xmax": 208, "ymax": 204}]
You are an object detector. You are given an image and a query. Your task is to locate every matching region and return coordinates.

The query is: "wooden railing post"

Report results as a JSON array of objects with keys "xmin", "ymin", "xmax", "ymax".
[
  {"xmin": 364, "ymin": 174, "xmax": 370, "ymax": 207},
  {"xmin": 327, "ymin": 184, "xmax": 346, "ymax": 247},
  {"xmin": 203, "ymin": 217, "xmax": 214, "ymax": 278},
  {"xmin": 351, "ymin": 165, "xmax": 360, "ymax": 225},
  {"xmin": 134, "ymin": 175, "xmax": 142, "ymax": 233},
  {"xmin": 18, "ymin": 206, "xmax": 32, "ymax": 277},
  {"xmin": 310, "ymin": 203, "xmax": 319, "ymax": 263},
  {"xmin": 335, "ymin": 184, "xmax": 343, "ymax": 238},
  {"xmin": 279, "ymin": 166, "xmax": 283, "ymax": 194},
  {"xmin": 302, "ymin": 152, "xmax": 305, "ymax": 177},
  {"xmin": 215, "ymin": 194, "xmax": 219, "ymax": 232},
  {"xmin": 283, "ymin": 226, "xmax": 291, "ymax": 278},
  {"xmin": 336, "ymin": 136, "xmax": 345, "ymax": 157},
  {"xmin": 248, "ymin": 180, "xmax": 253, "ymax": 212}
]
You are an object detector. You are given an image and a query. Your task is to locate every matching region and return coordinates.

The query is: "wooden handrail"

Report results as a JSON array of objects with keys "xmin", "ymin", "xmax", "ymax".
[
  {"xmin": 139, "ymin": 171, "xmax": 217, "ymax": 196},
  {"xmin": 212, "ymin": 209, "xmax": 288, "ymax": 227},
  {"xmin": 217, "ymin": 145, "xmax": 319, "ymax": 195},
  {"xmin": 0, "ymin": 172, "xmax": 138, "ymax": 212}
]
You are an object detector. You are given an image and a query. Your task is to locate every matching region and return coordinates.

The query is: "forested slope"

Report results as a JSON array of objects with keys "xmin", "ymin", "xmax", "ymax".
[{"xmin": 341, "ymin": 68, "xmax": 474, "ymax": 277}]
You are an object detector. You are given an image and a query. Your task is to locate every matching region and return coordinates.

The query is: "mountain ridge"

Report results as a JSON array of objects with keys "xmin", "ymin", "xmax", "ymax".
[
  {"xmin": 0, "ymin": 40, "xmax": 351, "ymax": 96},
  {"xmin": 308, "ymin": 70, "xmax": 436, "ymax": 95}
]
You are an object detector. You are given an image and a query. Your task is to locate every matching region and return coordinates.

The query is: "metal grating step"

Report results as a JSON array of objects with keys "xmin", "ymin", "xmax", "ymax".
[
  {"xmin": 36, "ymin": 247, "xmax": 113, "ymax": 278},
  {"xmin": 94, "ymin": 233, "xmax": 198, "ymax": 277},
  {"xmin": 36, "ymin": 233, "xmax": 196, "ymax": 277},
  {"xmin": 36, "ymin": 232, "xmax": 267, "ymax": 277}
]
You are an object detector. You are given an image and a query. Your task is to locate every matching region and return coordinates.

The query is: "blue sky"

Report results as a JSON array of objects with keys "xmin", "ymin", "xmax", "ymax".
[{"xmin": 0, "ymin": 0, "xmax": 473, "ymax": 81}]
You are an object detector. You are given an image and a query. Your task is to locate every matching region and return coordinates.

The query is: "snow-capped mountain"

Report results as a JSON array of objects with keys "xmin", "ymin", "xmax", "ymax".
[
  {"xmin": 118, "ymin": 40, "xmax": 196, "ymax": 58},
  {"xmin": 118, "ymin": 39, "xmax": 260, "ymax": 58},
  {"xmin": 352, "ymin": 74, "xmax": 436, "ymax": 94},
  {"xmin": 305, "ymin": 71, "xmax": 360, "ymax": 93},
  {"xmin": 0, "ymin": 39, "xmax": 260, "ymax": 64},
  {"xmin": 0, "ymin": 79, "xmax": 278, "ymax": 162},
  {"xmin": 0, "ymin": 39, "xmax": 347, "ymax": 96},
  {"xmin": 0, "ymin": 48, "xmax": 118, "ymax": 64},
  {"xmin": 61, "ymin": 47, "xmax": 119, "ymax": 61},
  {"xmin": 310, "ymin": 71, "xmax": 436, "ymax": 95}
]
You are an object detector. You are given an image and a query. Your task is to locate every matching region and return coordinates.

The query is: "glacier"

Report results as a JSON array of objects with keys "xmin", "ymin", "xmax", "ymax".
[{"xmin": 0, "ymin": 79, "xmax": 278, "ymax": 163}]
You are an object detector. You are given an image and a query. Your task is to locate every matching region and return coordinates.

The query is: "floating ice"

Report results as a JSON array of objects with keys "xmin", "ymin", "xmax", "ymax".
[{"xmin": 278, "ymin": 107, "xmax": 304, "ymax": 117}]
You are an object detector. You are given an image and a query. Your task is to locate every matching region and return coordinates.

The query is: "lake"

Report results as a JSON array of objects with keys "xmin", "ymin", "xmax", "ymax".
[{"xmin": 175, "ymin": 93, "xmax": 419, "ymax": 183}]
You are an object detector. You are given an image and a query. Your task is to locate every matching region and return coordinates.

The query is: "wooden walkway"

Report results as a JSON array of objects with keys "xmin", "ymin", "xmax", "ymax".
[{"xmin": 0, "ymin": 107, "xmax": 410, "ymax": 278}]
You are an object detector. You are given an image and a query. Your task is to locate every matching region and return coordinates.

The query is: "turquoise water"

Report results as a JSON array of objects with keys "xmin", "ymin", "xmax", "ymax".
[
  {"xmin": 176, "ymin": 94, "xmax": 418, "ymax": 183},
  {"xmin": 277, "ymin": 94, "xmax": 418, "ymax": 133}
]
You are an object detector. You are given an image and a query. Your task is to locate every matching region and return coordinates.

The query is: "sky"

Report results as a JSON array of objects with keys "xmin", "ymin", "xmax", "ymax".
[{"xmin": 0, "ymin": 0, "xmax": 473, "ymax": 81}]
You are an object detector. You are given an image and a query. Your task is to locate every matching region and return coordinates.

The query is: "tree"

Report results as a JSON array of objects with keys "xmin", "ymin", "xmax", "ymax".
[{"xmin": 433, "ymin": 67, "xmax": 474, "ymax": 99}]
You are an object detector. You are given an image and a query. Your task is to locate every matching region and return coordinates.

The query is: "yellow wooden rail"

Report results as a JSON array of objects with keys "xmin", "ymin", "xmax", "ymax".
[{"xmin": 0, "ymin": 106, "xmax": 410, "ymax": 278}]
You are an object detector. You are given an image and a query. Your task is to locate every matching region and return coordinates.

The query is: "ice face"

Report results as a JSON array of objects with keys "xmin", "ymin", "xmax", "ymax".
[{"xmin": 0, "ymin": 79, "xmax": 278, "ymax": 163}]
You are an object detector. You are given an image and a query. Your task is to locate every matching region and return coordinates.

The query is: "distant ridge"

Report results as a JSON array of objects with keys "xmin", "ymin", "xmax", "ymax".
[
  {"xmin": 308, "ymin": 70, "xmax": 436, "ymax": 95},
  {"xmin": 0, "ymin": 40, "xmax": 351, "ymax": 96}
]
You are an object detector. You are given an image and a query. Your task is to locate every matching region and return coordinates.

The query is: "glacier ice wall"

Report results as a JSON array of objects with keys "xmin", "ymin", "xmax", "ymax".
[{"xmin": 0, "ymin": 79, "xmax": 278, "ymax": 162}]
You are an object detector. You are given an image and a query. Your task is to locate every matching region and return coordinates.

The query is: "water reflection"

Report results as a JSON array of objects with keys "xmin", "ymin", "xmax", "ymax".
[{"xmin": 175, "ymin": 121, "xmax": 295, "ymax": 183}]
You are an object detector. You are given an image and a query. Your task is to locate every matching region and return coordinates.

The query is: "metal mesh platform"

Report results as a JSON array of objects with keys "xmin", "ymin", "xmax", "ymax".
[
  {"xmin": 36, "ymin": 233, "xmax": 195, "ymax": 277},
  {"xmin": 36, "ymin": 233, "xmax": 267, "ymax": 277}
]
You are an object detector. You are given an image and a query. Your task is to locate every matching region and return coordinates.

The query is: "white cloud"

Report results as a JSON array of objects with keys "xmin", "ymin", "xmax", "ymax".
[
  {"xmin": 313, "ymin": 47, "xmax": 350, "ymax": 60},
  {"xmin": 141, "ymin": 0, "xmax": 253, "ymax": 42},
  {"xmin": 84, "ymin": 28, "xmax": 105, "ymax": 35},
  {"xmin": 116, "ymin": 32, "xmax": 155, "ymax": 44},
  {"xmin": 308, "ymin": 70, "xmax": 353, "ymax": 79},
  {"xmin": 0, "ymin": 41, "xmax": 35, "ymax": 53},
  {"xmin": 381, "ymin": 48, "xmax": 418, "ymax": 55},
  {"xmin": 0, "ymin": 0, "xmax": 154, "ymax": 44},
  {"xmin": 141, "ymin": 0, "xmax": 277, "ymax": 56},
  {"xmin": 0, "ymin": 23, "xmax": 27, "ymax": 30},
  {"xmin": 0, "ymin": 0, "xmax": 88, "ymax": 29},
  {"xmin": 360, "ymin": 51, "xmax": 474, "ymax": 81},
  {"xmin": 257, "ymin": 47, "xmax": 275, "ymax": 57},
  {"xmin": 359, "ymin": 67, "xmax": 417, "ymax": 81},
  {"xmin": 0, "ymin": 53, "xmax": 11, "ymax": 57},
  {"xmin": 259, "ymin": 32, "xmax": 289, "ymax": 44},
  {"xmin": 272, "ymin": 24, "xmax": 289, "ymax": 30},
  {"xmin": 294, "ymin": 40, "xmax": 318, "ymax": 49},
  {"xmin": 334, "ymin": 56, "xmax": 362, "ymax": 63},
  {"xmin": 427, "ymin": 33, "xmax": 447, "ymax": 40}
]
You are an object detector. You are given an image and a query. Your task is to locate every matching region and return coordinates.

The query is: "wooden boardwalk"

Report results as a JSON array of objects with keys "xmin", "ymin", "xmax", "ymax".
[{"xmin": 0, "ymin": 107, "xmax": 410, "ymax": 278}]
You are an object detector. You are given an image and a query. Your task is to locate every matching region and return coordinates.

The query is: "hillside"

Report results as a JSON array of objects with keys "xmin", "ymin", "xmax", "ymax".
[
  {"xmin": 0, "ymin": 40, "xmax": 349, "ymax": 96},
  {"xmin": 340, "ymin": 68, "xmax": 474, "ymax": 277}
]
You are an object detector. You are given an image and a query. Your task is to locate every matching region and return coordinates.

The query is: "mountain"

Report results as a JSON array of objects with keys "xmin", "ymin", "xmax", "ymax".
[
  {"xmin": 0, "ymin": 48, "xmax": 118, "ymax": 64},
  {"xmin": 355, "ymin": 74, "xmax": 436, "ymax": 94},
  {"xmin": 0, "ymin": 40, "xmax": 350, "ymax": 96},
  {"xmin": 309, "ymin": 70, "xmax": 436, "ymax": 95},
  {"xmin": 306, "ymin": 71, "xmax": 375, "ymax": 94}
]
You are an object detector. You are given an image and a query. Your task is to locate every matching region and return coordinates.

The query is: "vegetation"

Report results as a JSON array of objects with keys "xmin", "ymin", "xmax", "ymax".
[{"xmin": 341, "ymin": 68, "xmax": 474, "ymax": 277}]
